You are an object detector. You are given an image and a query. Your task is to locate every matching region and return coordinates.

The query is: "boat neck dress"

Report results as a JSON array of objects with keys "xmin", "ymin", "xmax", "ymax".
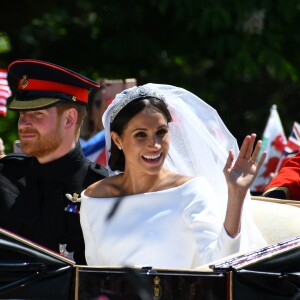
[{"xmin": 80, "ymin": 177, "xmax": 240, "ymax": 269}]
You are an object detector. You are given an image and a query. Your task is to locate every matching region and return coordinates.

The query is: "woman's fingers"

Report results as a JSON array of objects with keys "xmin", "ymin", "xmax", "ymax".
[
  {"xmin": 248, "ymin": 139, "xmax": 262, "ymax": 164},
  {"xmin": 239, "ymin": 134, "xmax": 256, "ymax": 160},
  {"xmin": 224, "ymin": 149, "xmax": 234, "ymax": 172},
  {"xmin": 256, "ymin": 150, "xmax": 267, "ymax": 170}
]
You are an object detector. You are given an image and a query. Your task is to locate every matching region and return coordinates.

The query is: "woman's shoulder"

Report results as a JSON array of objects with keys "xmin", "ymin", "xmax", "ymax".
[
  {"xmin": 154, "ymin": 171, "xmax": 207, "ymax": 192},
  {"xmin": 173, "ymin": 174, "xmax": 195, "ymax": 187},
  {"xmin": 167, "ymin": 174, "xmax": 212, "ymax": 199},
  {"xmin": 169, "ymin": 173, "xmax": 207, "ymax": 188},
  {"xmin": 177, "ymin": 175, "xmax": 215, "ymax": 201},
  {"xmin": 83, "ymin": 175, "xmax": 123, "ymax": 198}
]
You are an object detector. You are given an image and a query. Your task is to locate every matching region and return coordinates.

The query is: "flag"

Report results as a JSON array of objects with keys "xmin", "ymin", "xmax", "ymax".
[
  {"xmin": 250, "ymin": 104, "xmax": 287, "ymax": 193},
  {"xmin": 275, "ymin": 121, "xmax": 300, "ymax": 172},
  {"xmin": 80, "ymin": 130, "xmax": 107, "ymax": 166},
  {"xmin": 0, "ymin": 69, "xmax": 12, "ymax": 116},
  {"xmin": 283, "ymin": 121, "xmax": 300, "ymax": 153}
]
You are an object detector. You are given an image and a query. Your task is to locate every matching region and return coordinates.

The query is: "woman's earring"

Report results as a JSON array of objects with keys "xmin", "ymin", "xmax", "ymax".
[{"xmin": 118, "ymin": 146, "xmax": 122, "ymax": 150}]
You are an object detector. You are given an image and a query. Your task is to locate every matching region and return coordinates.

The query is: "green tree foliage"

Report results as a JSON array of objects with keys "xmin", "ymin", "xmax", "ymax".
[{"xmin": 1, "ymin": 0, "xmax": 300, "ymax": 152}]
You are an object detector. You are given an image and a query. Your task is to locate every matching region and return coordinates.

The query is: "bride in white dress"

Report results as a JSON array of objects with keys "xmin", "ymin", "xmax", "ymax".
[{"xmin": 80, "ymin": 84, "xmax": 267, "ymax": 268}]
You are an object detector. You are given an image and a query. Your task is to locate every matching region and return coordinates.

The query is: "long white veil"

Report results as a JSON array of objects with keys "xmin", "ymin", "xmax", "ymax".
[{"xmin": 103, "ymin": 83, "xmax": 267, "ymax": 252}]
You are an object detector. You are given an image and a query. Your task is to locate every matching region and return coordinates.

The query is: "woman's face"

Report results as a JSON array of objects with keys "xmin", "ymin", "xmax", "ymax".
[{"xmin": 112, "ymin": 107, "xmax": 170, "ymax": 175}]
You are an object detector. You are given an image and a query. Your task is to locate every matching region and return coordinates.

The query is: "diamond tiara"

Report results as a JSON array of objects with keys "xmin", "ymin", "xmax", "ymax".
[{"xmin": 110, "ymin": 86, "xmax": 166, "ymax": 123}]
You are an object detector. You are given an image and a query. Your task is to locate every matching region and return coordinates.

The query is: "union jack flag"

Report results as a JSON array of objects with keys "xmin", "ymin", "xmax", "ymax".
[
  {"xmin": 0, "ymin": 69, "xmax": 12, "ymax": 116},
  {"xmin": 80, "ymin": 130, "xmax": 107, "ymax": 166},
  {"xmin": 284, "ymin": 121, "xmax": 300, "ymax": 154},
  {"xmin": 275, "ymin": 121, "xmax": 300, "ymax": 172}
]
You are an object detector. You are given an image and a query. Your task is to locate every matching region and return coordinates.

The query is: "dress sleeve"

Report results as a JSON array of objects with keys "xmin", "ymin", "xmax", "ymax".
[
  {"xmin": 79, "ymin": 198, "xmax": 100, "ymax": 265},
  {"xmin": 182, "ymin": 178, "xmax": 240, "ymax": 265}
]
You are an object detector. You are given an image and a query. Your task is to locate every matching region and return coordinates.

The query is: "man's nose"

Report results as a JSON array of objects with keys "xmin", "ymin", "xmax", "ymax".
[{"xmin": 18, "ymin": 112, "xmax": 33, "ymax": 127}]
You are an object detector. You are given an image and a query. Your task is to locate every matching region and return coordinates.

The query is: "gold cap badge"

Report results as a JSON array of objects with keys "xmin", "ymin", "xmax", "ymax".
[{"xmin": 21, "ymin": 75, "xmax": 28, "ymax": 89}]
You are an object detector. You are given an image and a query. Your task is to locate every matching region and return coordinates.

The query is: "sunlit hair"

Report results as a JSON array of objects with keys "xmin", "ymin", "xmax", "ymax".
[
  {"xmin": 109, "ymin": 97, "xmax": 172, "ymax": 172},
  {"xmin": 56, "ymin": 102, "xmax": 86, "ymax": 139}
]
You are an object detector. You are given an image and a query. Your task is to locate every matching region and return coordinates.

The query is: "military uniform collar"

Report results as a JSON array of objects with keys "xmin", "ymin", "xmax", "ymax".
[{"xmin": 31, "ymin": 142, "xmax": 86, "ymax": 181}]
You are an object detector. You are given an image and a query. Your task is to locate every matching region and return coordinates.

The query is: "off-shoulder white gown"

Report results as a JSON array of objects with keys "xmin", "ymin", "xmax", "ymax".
[{"xmin": 80, "ymin": 177, "xmax": 240, "ymax": 269}]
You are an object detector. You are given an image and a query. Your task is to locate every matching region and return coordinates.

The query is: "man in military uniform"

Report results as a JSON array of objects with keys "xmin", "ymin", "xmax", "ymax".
[
  {"xmin": 0, "ymin": 59, "xmax": 108, "ymax": 264},
  {"xmin": 263, "ymin": 152, "xmax": 300, "ymax": 200}
]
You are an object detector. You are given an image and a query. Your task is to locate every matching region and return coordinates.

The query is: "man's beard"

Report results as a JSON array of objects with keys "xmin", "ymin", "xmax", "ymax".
[{"xmin": 19, "ymin": 123, "xmax": 63, "ymax": 158}]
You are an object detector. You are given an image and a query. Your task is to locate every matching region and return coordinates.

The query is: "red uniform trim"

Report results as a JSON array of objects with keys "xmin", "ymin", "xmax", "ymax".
[{"xmin": 18, "ymin": 79, "xmax": 88, "ymax": 103}]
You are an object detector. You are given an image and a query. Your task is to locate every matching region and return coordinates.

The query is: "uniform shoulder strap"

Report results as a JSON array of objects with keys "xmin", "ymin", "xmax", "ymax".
[{"xmin": 88, "ymin": 161, "xmax": 109, "ymax": 178}]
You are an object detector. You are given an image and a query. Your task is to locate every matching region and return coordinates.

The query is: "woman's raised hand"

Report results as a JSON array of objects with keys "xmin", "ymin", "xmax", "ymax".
[{"xmin": 223, "ymin": 133, "xmax": 267, "ymax": 193}]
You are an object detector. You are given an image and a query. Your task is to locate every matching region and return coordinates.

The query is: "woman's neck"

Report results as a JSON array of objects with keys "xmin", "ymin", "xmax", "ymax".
[{"xmin": 119, "ymin": 168, "xmax": 173, "ymax": 195}]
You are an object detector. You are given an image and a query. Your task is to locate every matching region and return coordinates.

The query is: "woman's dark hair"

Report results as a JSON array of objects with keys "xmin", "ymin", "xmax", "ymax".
[{"xmin": 109, "ymin": 97, "xmax": 172, "ymax": 172}]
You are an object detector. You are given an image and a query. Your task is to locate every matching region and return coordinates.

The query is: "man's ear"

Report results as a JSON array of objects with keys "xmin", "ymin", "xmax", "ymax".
[
  {"xmin": 111, "ymin": 132, "xmax": 122, "ymax": 150},
  {"xmin": 65, "ymin": 108, "xmax": 78, "ymax": 129}
]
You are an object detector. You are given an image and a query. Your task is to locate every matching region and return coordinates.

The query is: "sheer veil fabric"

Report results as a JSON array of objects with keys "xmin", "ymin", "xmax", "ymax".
[{"xmin": 102, "ymin": 83, "xmax": 267, "ymax": 253}]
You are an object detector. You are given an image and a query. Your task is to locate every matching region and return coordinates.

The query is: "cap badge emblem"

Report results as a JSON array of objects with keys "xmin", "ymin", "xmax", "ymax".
[{"xmin": 21, "ymin": 75, "xmax": 28, "ymax": 89}]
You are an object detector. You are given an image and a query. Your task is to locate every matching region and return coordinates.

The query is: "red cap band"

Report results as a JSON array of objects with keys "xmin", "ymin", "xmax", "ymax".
[{"xmin": 18, "ymin": 78, "xmax": 89, "ymax": 103}]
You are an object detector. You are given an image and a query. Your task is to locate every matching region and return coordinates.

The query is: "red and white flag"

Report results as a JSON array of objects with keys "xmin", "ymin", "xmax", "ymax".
[
  {"xmin": 0, "ymin": 69, "xmax": 12, "ymax": 116},
  {"xmin": 250, "ymin": 104, "xmax": 287, "ymax": 193},
  {"xmin": 275, "ymin": 121, "xmax": 300, "ymax": 172}
]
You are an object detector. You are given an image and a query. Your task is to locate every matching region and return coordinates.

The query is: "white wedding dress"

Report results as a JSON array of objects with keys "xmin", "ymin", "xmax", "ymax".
[
  {"xmin": 80, "ymin": 83, "xmax": 267, "ymax": 269},
  {"xmin": 80, "ymin": 177, "xmax": 240, "ymax": 268}
]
